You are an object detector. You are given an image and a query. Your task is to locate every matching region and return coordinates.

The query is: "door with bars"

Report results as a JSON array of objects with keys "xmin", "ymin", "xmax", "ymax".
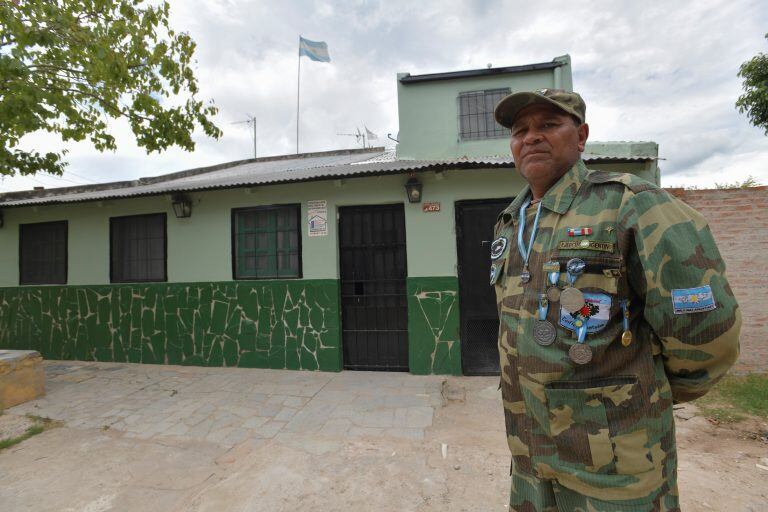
[
  {"xmin": 339, "ymin": 204, "xmax": 409, "ymax": 371},
  {"xmin": 455, "ymin": 198, "xmax": 512, "ymax": 375}
]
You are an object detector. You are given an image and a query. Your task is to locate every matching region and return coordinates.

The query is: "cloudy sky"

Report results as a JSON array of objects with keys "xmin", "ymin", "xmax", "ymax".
[{"xmin": 2, "ymin": 0, "xmax": 767, "ymax": 192}]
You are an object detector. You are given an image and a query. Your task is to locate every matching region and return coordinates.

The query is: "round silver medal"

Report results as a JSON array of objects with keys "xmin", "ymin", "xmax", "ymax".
[
  {"xmin": 568, "ymin": 343, "xmax": 593, "ymax": 364},
  {"xmin": 560, "ymin": 287, "xmax": 585, "ymax": 313},
  {"xmin": 533, "ymin": 320, "xmax": 557, "ymax": 346},
  {"xmin": 546, "ymin": 285, "xmax": 561, "ymax": 302},
  {"xmin": 520, "ymin": 270, "xmax": 531, "ymax": 284}
]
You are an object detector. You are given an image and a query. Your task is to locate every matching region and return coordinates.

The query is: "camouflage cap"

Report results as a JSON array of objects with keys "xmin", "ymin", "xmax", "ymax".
[{"xmin": 494, "ymin": 88, "xmax": 586, "ymax": 128}]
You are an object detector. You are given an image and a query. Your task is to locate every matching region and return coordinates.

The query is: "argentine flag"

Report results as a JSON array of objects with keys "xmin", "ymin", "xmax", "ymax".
[{"xmin": 299, "ymin": 37, "xmax": 331, "ymax": 63}]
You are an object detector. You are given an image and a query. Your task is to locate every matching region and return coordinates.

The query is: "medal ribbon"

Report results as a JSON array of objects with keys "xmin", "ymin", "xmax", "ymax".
[
  {"xmin": 576, "ymin": 319, "xmax": 588, "ymax": 343},
  {"xmin": 548, "ymin": 269, "xmax": 560, "ymax": 287},
  {"xmin": 538, "ymin": 293, "xmax": 549, "ymax": 321},
  {"xmin": 621, "ymin": 299, "xmax": 630, "ymax": 331},
  {"xmin": 517, "ymin": 198, "xmax": 544, "ymax": 271}
]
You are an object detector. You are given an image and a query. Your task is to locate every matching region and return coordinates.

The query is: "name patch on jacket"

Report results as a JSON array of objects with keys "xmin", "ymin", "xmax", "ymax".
[
  {"xmin": 558, "ymin": 240, "xmax": 614, "ymax": 252},
  {"xmin": 671, "ymin": 285, "xmax": 717, "ymax": 314}
]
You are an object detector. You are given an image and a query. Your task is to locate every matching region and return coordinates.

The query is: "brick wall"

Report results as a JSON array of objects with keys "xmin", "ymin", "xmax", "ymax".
[{"xmin": 666, "ymin": 186, "xmax": 768, "ymax": 373}]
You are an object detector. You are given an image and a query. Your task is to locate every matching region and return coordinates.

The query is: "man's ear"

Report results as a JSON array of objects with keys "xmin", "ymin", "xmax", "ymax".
[{"xmin": 577, "ymin": 123, "xmax": 589, "ymax": 152}]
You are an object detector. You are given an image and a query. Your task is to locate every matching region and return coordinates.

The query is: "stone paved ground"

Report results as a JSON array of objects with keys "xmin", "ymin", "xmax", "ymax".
[
  {"xmin": 8, "ymin": 361, "xmax": 443, "ymax": 447},
  {"xmin": 2, "ymin": 362, "xmax": 765, "ymax": 511}
]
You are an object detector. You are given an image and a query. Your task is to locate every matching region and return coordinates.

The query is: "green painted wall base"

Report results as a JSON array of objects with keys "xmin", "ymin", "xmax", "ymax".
[
  {"xmin": 0, "ymin": 280, "xmax": 342, "ymax": 371},
  {"xmin": 0, "ymin": 277, "xmax": 465, "ymax": 375},
  {"xmin": 407, "ymin": 276, "xmax": 461, "ymax": 375}
]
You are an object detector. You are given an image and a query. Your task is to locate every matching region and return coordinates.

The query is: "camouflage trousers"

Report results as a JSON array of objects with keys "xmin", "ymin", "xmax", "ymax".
[{"xmin": 509, "ymin": 465, "xmax": 681, "ymax": 512}]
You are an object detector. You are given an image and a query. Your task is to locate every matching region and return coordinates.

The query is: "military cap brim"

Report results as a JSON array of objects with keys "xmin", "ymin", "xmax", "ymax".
[{"xmin": 494, "ymin": 89, "xmax": 586, "ymax": 129}]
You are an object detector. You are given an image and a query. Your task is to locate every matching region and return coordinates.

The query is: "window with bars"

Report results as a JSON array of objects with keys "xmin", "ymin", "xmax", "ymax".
[
  {"xmin": 19, "ymin": 221, "xmax": 68, "ymax": 285},
  {"xmin": 458, "ymin": 88, "xmax": 510, "ymax": 141},
  {"xmin": 110, "ymin": 213, "xmax": 167, "ymax": 283},
  {"xmin": 232, "ymin": 205, "xmax": 301, "ymax": 279}
]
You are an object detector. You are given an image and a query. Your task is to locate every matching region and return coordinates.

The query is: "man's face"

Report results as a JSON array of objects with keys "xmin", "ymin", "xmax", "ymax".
[{"xmin": 509, "ymin": 103, "xmax": 589, "ymax": 186}]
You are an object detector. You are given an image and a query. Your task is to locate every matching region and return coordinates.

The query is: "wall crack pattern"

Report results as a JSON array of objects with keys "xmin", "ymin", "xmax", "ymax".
[{"xmin": 0, "ymin": 280, "xmax": 341, "ymax": 371}]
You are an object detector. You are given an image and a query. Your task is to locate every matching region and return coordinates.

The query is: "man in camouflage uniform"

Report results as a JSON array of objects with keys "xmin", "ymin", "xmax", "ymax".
[{"xmin": 489, "ymin": 89, "xmax": 740, "ymax": 511}]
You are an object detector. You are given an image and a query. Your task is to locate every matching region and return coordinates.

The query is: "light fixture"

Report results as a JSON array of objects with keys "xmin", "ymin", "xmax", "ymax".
[
  {"xmin": 405, "ymin": 176, "xmax": 423, "ymax": 203},
  {"xmin": 171, "ymin": 194, "xmax": 192, "ymax": 218}
]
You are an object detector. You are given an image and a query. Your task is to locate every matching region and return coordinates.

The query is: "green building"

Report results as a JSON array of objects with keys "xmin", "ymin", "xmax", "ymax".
[{"xmin": 0, "ymin": 55, "xmax": 658, "ymax": 375}]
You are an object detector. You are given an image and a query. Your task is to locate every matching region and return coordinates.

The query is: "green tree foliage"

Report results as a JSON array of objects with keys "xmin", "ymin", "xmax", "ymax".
[
  {"xmin": 737, "ymin": 33, "xmax": 768, "ymax": 134},
  {"xmin": 0, "ymin": 0, "xmax": 222, "ymax": 176}
]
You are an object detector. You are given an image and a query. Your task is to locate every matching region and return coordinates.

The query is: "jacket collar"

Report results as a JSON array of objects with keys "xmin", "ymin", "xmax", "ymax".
[{"xmin": 497, "ymin": 159, "xmax": 589, "ymax": 225}]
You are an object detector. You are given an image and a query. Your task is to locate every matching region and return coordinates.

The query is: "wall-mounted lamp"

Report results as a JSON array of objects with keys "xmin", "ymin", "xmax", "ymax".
[
  {"xmin": 404, "ymin": 176, "xmax": 423, "ymax": 203},
  {"xmin": 171, "ymin": 194, "xmax": 192, "ymax": 218}
]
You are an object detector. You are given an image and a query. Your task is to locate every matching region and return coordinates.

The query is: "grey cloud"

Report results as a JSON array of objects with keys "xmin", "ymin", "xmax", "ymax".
[{"xmin": 2, "ymin": 0, "xmax": 767, "ymax": 192}]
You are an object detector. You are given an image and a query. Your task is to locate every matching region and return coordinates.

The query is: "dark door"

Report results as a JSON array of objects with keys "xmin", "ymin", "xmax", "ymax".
[
  {"xmin": 339, "ymin": 204, "xmax": 408, "ymax": 371},
  {"xmin": 456, "ymin": 198, "xmax": 513, "ymax": 375}
]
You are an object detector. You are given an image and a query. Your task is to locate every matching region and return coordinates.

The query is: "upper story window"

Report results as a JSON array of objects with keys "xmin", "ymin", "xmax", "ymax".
[
  {"xmin": 233, "ymin": 205, "xmax": 301, "ymax": 279},
  {"xmin": 458, "ymin": 88, "xmax": 510, "ymax": 141},
  {"xmin": 110, "ymin": 213, "xmax": 166, "ymax": 283},
  {"xmin": 19, "ymin": 221, "xmax": 67, "ymax": 285}
]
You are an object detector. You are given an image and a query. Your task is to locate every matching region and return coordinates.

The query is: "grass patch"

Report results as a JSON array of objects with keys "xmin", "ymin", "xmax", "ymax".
[
  {"xmin": 0, "ymin": 424, "xmax": 44, "ymax": 451},
  {"xmin": 695, "ymin": 373, "xmax": 768, "ymax": 423},
  {"xmin": 0, "ymin": 414, "xmax": 62, "ymax": 452}
]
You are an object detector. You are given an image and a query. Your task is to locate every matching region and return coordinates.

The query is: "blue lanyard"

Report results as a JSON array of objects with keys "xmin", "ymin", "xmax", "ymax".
[{"xmin": 517, "ymin": 198, "xmax": 544, "ymax": 271}]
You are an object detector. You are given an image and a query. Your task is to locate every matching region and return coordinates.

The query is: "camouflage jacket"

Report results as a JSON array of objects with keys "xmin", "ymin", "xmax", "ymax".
[{"xmin": 492, "ymin": 159, "xmax": 740, "ymax": 501}]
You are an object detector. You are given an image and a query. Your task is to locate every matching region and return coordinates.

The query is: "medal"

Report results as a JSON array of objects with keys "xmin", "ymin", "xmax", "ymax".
[
  {"xmin": 569, "ymin": 321, "xmax": 592, "ymax": 364},
  {"xmin": 621, "ymin": 331, "xmax": 633, "ymax": 347},
  {"xmin": 516, "ymin": 198, "xmax": 544, "ymax": 287},
  {"xmin": 566, "ymin": 258, "xmax": 586, "ymax": 276},
  {"xmin": 533, "ymin": 320, "xmax": 557, "ymax": 346},
  {"xmin": 561, "ymin": 258, "xmax": 586, "ymax": 312},
  {"xmin": 560, "ymin": 287, "xmax": 585, "ymax": 313},
  {"xmin": 569, "ymin": 343, "xmax": 593, "ymax": 364},
  {"xmin": 546, "ymin": 286, "xmax": 561, "ymax": 302},
  {"xmin": 533, "ymin": 293, "xmax": 556, "ymax": 346}
]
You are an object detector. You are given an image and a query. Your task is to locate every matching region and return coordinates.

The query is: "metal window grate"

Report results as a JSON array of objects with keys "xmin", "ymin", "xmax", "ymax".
[
  {"xmin": 19, "ymin": 221, "xmax": 67, "ymax": 285},
  {"xmin": 233, "ymin": 204, "xmax": 301, "ymax": 279},
  {"xmin": 110, "ymin": 213, "xmax": 166, "ymax": 283},
  {"xmin": 458, "ymin": 88, "xmax": 510, "ymax": 141}
]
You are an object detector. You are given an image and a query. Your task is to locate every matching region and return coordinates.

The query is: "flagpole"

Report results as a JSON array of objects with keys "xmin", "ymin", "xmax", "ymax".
[{"xmin": 296, "ymin": 36, "xmax": 301, "ymax": 154}]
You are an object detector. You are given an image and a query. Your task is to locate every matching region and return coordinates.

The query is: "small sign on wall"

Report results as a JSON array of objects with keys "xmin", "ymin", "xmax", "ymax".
[
  {"xmin": 422, "ymin": 202, "xmax": 441, "ymax": 213},
  {"xmin": 307, "ymin": 200, "xmax": 328, "ymax": 237}
]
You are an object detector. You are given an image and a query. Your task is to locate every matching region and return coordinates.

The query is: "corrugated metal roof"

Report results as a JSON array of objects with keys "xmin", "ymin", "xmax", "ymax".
[{"xmin": 0, "ymin": 147, "xmax": 656, "ymax": 208}]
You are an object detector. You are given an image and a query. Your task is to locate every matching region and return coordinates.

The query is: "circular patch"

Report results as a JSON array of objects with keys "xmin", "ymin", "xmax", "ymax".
[{"xmin": 490, "ymin": 237, "xmax": 508, "ymax": 260}]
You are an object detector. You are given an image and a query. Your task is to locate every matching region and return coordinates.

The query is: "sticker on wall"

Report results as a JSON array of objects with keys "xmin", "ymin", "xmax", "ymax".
[{"xmin": 308, "ymin": 200, "xmax": 328, "ymax": 237}]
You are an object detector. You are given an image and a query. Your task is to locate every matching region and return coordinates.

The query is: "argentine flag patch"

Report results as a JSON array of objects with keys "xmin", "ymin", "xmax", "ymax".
[{"xmin": 671, "ymin": 285, "xmax": 716, "ymax": 315}]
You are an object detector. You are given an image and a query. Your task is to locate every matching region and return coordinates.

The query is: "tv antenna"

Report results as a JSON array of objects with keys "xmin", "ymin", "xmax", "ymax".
[
  {"xmin": 336, "ymin": 127, "xmax": 365, "ymax": 148},
  {"xmin": 232, "ymin": 114, "xmax": 257, "ymax": 158}
]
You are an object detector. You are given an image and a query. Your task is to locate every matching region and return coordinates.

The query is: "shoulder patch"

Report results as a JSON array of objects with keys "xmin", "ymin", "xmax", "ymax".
[
  {"xmin": 586, "ymin": 170, "xmax": 657, "ymax": 194},
  {"xmin": 671, "ymin": 285, "xmax": 717, "ymax": 314}
]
